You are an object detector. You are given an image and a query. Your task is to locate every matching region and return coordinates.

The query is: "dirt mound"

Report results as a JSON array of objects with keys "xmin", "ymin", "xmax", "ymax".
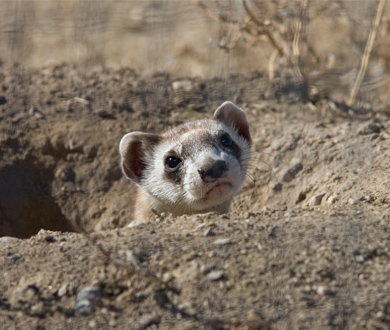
[{"xmin": 1, "ymin": 62, "xmax": 390, "ymax": 329}]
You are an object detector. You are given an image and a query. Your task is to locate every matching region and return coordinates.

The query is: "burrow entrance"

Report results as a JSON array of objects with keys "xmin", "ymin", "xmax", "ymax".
[{"xmin": 0, "ymin": 159, "xmax": 75, "ymax": 238}]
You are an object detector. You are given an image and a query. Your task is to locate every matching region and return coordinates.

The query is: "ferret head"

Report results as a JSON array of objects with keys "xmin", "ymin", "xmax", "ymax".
[{"xmin": 119, "ymin": 101, "xmax": 251, "ymax": 216}]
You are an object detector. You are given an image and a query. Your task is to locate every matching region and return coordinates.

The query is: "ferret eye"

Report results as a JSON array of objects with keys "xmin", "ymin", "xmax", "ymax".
[
  {"xmin": 220, "ymin": 133, "xmax": 233, "ymax": 147},
  {"xmin": 165, "ymin": 156, "xmax": 182, "ymax": 170}
]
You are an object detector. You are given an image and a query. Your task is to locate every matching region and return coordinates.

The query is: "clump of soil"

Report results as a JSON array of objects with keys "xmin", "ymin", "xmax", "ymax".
[{"xmin": 1, "ymin": 62, "xmax": 390, "ymax": 329}]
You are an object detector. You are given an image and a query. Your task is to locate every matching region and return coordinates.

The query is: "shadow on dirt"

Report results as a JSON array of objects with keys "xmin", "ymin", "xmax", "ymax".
[{"xmin": 0, "ymin": 159, "xmax": 75, "ymax": 238}]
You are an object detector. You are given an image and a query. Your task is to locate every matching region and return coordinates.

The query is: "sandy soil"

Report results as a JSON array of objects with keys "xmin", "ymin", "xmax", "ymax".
[{"xmin": 1, "ymin": 60, "xmax": 390, "ymax": 330}]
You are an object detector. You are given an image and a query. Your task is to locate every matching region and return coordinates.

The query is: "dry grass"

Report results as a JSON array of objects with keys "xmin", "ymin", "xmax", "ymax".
[
  {"xmin": 196, "ymin": 0, "xmax": 390, "ymax": 106},
  {"xmin": 347, "ymin": 0, "xmax": 387, "ymax": 106},
  {"xmin": 0, "ymin": 0, "xmax": 389, "ymax": 106}
]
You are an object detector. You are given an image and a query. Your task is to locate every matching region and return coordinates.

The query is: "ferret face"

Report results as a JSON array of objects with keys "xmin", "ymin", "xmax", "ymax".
[{"xmin": 119, "ymin": 101, "xmax": 251, "ymax": 216}]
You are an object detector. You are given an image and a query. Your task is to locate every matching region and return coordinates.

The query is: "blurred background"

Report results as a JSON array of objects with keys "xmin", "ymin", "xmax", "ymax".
[{"xmin": 1, "ymin": 0, "xmax": 390, "ymax": 105}]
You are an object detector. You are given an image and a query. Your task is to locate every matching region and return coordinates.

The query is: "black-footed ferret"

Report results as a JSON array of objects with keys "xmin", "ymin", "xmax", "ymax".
[{"xmin": 119, "ymin": 101, "xmax": 251, "ymax": 221}]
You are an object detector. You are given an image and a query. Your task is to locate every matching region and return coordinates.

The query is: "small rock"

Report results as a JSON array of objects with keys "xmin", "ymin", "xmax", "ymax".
[
  {"xmin": 127, "ymin": 221, "xmax": 145, "ymax": 228},
  {"xmin": 0, "ymin": 236, "xmax": 19, "ymax": 243},
  {"xmin": 34, "ymin": 111, "xmax": 45, "ymax": 120},
  {"xmin": 172, "ymin": 80, "xmax": 193, "ymax": 92},
  {"xmin": 94, "ymin": 109, "xmax": 115, "ymax": 119},
  {"xmin": 44, "ymin": 235, "xmax": 56, "ymax": 243},
  {"xmin": 37, "ymin": 229, "xmax": 54, "ymax": 236},
  {"xmin": 296, "ymin": 192, "xmax": 306, "ymax": 203},
  {"xmin": 55, "ymin": 166, "xmax": 75, "ymax": 182},
  {"xmin": 246, "ymin": 309, "xmax": 272, "ymax": 330},
  {"xmin": 316, "ymin": 285, "xmax": 334, "ymax": 296},
  {"xmin": 207, "ymin": 271, "xmax": 224, "ymax": 281},
  {"xmin": 273, "ymin": 182, "xmax": 283, "ymax": 192},
  {"xmin": 125, "ymin": 250, "xmax": 141, "ymax": 269},
  {"xmin": 75, "ymin": 286, "xmax": 102, "ymax": 315},
  {"xmin": 282, "ymin": 162, "xmax": 303, "ymax": 182},
  {"xmin": 213, "ymin": 238, "xmax": 231, "ymax": 246},
  {"xmin": 246, "ymin": 211, "xmax": 259, "ymax": 218},
  {"xmin": 162, "ymin": 272, "xmax": 173, "ymax": 283},
  {"xmin": 355, "ymin": 255, "xmax": 365, "ymax": 263},
  {"xmin": 30, "ymin": 302, "xmax": 45, "ymax": 317},
  {"xmin": 348, "ymin": 198, "xmax": 357, "ymax": 205},
  {"xmin": 88, "ymin": 320, "xmax": 97, "ymax": 328},
  {"xmin": 203, "ymin": 228, "xmax": 214, "ymax": 237},
  {"xmin": 376, "ymin": 311, "xmax": 384, "ymax": 319},
  {"xmin": 108, "ymin": 320, "xmax": 117, "ymax": 327},
  {"xmin": 358, "ymin": 121, "xmax": 383, "ymax": 135},
  {"xmin": 58, "ymin": 283, "xmax": 68, "ymax": 297},
  {"xmin": 140, "ymin": 314, "xmax": 161, "ymax": 328},
  {"xmin": 309, "ymin": 193, "xmax": 325, "ymax": 206}
]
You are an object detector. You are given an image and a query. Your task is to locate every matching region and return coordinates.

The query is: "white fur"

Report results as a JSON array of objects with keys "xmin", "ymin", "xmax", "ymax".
[{"xmin": 139, "ymin": 121, "xmax": 250, "ymax": 215}]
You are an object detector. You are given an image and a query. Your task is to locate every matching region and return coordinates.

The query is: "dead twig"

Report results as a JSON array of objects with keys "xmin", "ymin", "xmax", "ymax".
[
  {"xmin": 268, "ymin": 49, "xmax": 278, "ymax": 80},
  {"xmin": 347, "ymin": 0, "xmax": 387, "ymax": 107},
  {"xmin": 291, "ymin": 0, "xmax": 308, "ymax": 78},
  {"xmin": 242, "ymin": 0, "xmax": 285, "ymax": 57}
]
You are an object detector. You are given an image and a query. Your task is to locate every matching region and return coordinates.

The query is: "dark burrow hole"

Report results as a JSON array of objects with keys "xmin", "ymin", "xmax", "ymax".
[{"xmin": 0, "ymin": 160, "xmax": 75, "ymax": 238}]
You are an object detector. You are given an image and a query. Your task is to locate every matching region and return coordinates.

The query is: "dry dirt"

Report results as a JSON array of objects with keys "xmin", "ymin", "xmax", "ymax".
[
  {"xmin": 1, "ymin": 3, "xmax": 390, "ymax": 329},
  {"xmin": 1, "ymin": 60, "xmax": 390, "ymax": 330}
]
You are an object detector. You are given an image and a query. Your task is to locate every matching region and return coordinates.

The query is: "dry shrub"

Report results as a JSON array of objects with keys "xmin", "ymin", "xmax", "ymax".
[{"xmin": 197, "ymin": 0, "xmax": 390, "ymax": 107}]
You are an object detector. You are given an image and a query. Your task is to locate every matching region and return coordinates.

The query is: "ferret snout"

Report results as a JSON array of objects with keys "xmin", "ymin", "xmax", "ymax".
[{"xmin": 198, "ymin": 159, "xmax": 228, "ymax": 182}]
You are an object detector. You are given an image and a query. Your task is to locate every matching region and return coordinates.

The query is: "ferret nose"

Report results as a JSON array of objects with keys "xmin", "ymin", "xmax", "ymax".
[{"xmin": 199, "ymin": 160, "xmax": 228, "ymax": 182}]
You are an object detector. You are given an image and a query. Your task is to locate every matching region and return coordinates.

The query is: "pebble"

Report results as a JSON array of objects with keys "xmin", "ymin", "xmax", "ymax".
[
  {"xmin": 246, "ymin": 309, "xmax": 271, "ymax": 329},
  {"xmin": 246, "ymin": 211, "xmax": 260, "ymax": 218},
  {"xmin": 140, "ymin": 314, "xmax": 161, "ymax": 328},
  {"xmin": 316, "ymin": 285, "xmax": 333, "ymax": 296},
  {"xmin": 348, "ymin": 198, "xmax": 357, "ymax": 205},
  {"xmin": 58, "ymin": 283, "xmax": 68, "ymax": 297},
  {"xmin": 358, "ymin": 121, "xmax": 383, "ymax": 135},
  {"xmin": 75, "ymin": 286, "xmax": 102, "ymax": 315},
  {"xmin": 37, "ymin": 229, "xmax": 55, "ymax": 236},
  {"xmin": 172, "ymin": 80, "xmax": 194, "ymax": 92},
  {"xmin": 127, "ymin": 221, "xmax": 145, "ymax": 228},
  {"xmin": 94, "ymin": 109, "xmax": 115, "ymax": 119},
  {"xmin": 55, "ymin": 166, "xmax": 75, "ymax": 182},
  {"xmin": 125, "ymin": 250, "xmax": 141, "ymax": 269},
  {"xmin": 296, "ymin": 192, "xmax": 306, "ymax": 203},
  {"xmin": 31, "ymin": 302, "xmax": 45, "ymax": 317},
  {"xmin": 162, "ymin": 272, "xmax": 173, "ymax": 283},
  {"xmin": 282, "ymin": 162, "xmax": 303, "ymax": 182},
  {"xmin": 88, "ymin": 320, "xmax": 97, "ymax": 328},
  {"xmin": 207, "ymin": 271, "xmax": 224, "ymax": 281},
  {"xmin": 309, "ymin": 193, "xmax": 325, "ymax": 206},
  {"xmin": 0, "ymin": 236, "xmax": 19, "ymax": 243},
  {"xmin": 213, "ymin": 238, "xmax": 231, "ymax": 246},
  {"xmin": 273, "ymin": 182, "xmax": 283, "ymax": 192},
  {"xmin": 108, "ymin": 320, "xmax": 117, "ymax": 327},
  {"xmin": 203, "ymin": 228, "xmax": 214, "ymax": 237}
]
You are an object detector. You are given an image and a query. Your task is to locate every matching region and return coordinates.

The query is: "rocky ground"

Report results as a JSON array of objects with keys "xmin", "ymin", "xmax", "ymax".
[{"xmin": 1, "ymin": 62, "xmax": 390, "ymax": 329}]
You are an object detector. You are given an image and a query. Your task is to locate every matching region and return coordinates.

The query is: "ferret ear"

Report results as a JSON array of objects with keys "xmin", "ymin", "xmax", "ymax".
[
  {"xmin": 119, "ymin": 132, "xmax": 161, "ymax": 182},
  {"xmin": 214, "ymin": 101, "xmax": 251, "ymax": 144}
]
